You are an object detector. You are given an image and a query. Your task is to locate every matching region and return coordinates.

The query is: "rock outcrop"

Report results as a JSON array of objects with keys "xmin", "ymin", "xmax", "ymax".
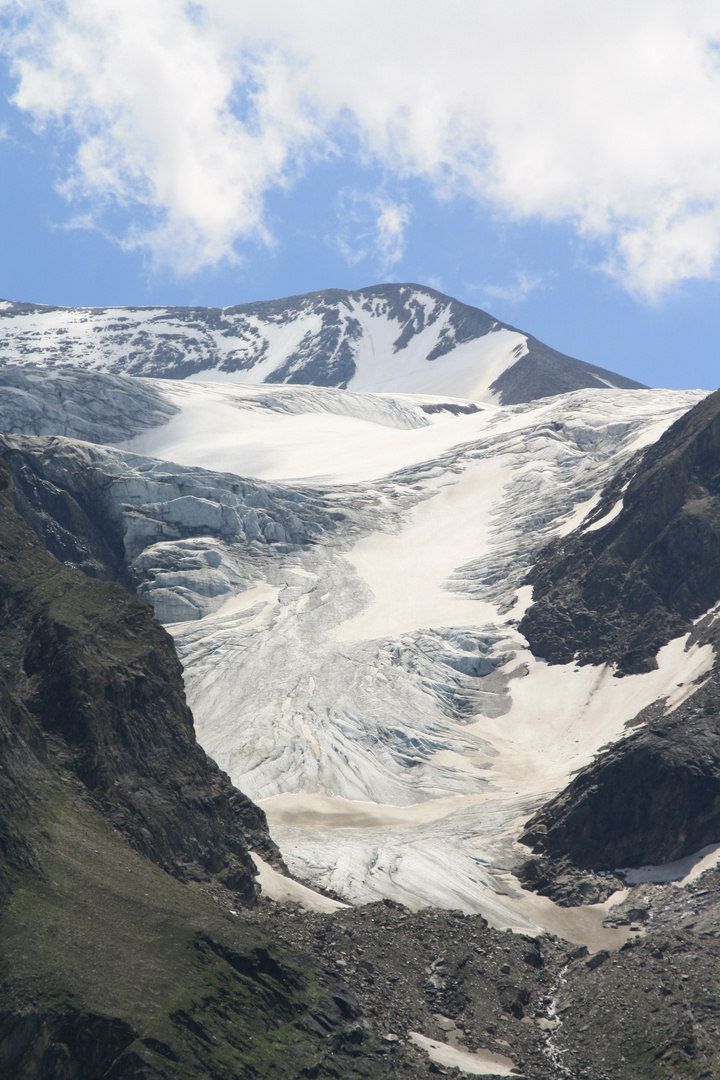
[
  {"xmin": 520, "ymin": 388, "xmax": 720, "ymax": 674},
  {"xmin": 518, "ymin": 388, "xmax": 720, "ymax": 882},
  {"xmin": 520, "ymin": 680, "xmax": 720, "ymax": 872},
  {"xmin": 0, "ymin": 455, "xmax": 278, "ymax": 905}
]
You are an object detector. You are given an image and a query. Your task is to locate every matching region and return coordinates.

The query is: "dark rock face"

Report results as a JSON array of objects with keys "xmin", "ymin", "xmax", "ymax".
[
  {"xmin": 0, "ymin": 1010, "xmax": 136, "ymax": 1080},
  {"xmin": 0, "ymin": 456, "xmax": 279, "ymax": 904},
  {"xmin": 1, "ymin": 436, "xmax": 131, "ymax": 584},
  {"xmin": 520, "ymin": 387, "xmax": 720, "ymax": 673},
  {"xmin": 520, "ymin": 685, "xmax": 720, "ymax": 872},
  {"xmin": 516, "ymin": 855, "xmax": 622, "ymax": 906},
  {"xmin": 515, "ymin": 388, "xmax": 720, "ymax": 889},
  {"xmin": 0, "ymin": 919, "xmax": 380, "ymax": 1080},
  {"xmin": 489, "ymin": 333, "xmax": 645, "ymax": 405}
]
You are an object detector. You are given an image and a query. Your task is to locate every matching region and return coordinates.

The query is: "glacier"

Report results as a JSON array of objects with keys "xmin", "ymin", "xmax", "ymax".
[{"xmin": 0, "ymin": 369, "xmax": 708, "ymax": 937}]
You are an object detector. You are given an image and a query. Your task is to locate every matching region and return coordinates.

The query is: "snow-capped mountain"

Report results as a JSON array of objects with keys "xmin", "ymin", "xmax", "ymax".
[
  {"xmin": 4, "ymin": 287, "xmax": 720, "ymax": 1079},
  {"xmin": 0, "ymin": 284, "xmax": 645, "ymax": 404}
]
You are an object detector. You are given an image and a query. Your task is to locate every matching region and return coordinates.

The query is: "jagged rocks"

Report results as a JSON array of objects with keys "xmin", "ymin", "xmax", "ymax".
[{"xmin": 517, "ymin": 856, "xmax": 623, "ymax": 906}]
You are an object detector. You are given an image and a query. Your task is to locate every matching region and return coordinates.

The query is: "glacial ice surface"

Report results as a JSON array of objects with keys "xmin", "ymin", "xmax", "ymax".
[
  {"xmin": 125, "ymin": 383, "xmax": 708, "ymax": 931},
  {"xmin": 0, "ymin": 375, "xmax": 710, "ymax": 933}
]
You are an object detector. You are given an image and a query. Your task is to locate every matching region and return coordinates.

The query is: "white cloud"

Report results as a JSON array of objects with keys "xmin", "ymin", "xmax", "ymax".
[
  {"xmin": 479, "ymin": 271, "xmax": 543, "ymax": 306},
  {"xmin": 2, "ymin": 0, "xmax": 720, "ymax": 294},
  {"xmin": 334, "ymin": 189, "xmax": 411, "ymax": 272}
]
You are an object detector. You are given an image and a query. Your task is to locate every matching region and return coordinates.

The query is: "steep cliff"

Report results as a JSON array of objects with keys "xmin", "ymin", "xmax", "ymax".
[
  {"xmin": 0, "ymin": 455, "xmax": 278, "ymax": 904},
  {"xmin": 0, "ymin": 454, "xmax": 390, "ymax": 1079},
  {"xmin": 518, "ymin": 388, "xmax": 720, "ymax": 883}
]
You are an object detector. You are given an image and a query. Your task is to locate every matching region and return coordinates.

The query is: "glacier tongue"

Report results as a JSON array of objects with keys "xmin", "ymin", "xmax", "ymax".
[
  {"xmin": 148, "ymin": 384, "xmax": 707, "ymax": 930},
  {"xmin": 0, "ymin": 374, "xmax": 709, "ymax": 932}
]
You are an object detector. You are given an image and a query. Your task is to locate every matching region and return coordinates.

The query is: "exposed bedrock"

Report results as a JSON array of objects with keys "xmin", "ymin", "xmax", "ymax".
[
  {"xmin": 520, "ymin": 387, "xmax": 720, "ymax": 674},
  {"xmin": 0, "ymin": 455, "xmax": 280, "ymax": 905},
  {"xmin": 488, "ymin": 335, "xmax": 645, "ymax": 404},
  {"xmin": 515, "ymin": 389, "xmax": 720, "ymax": 890},
  {"xmin": 520, "ymin": 677, "xmax": 720, "ymax": 875}
]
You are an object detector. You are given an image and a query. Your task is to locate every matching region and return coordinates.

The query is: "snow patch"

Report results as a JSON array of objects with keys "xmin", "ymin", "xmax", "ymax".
[
  {"xmin": 122, "ymin": 381, "xmax": 495, "ymax": 484},
  {"xmin": 249, "ymin": 853, "xmax": 348, "ymax": 912},
  {"xmin": 408, "ymin": 1031, "xmax": 520, "ymax": 1076},
  {"xmin": 619, "ymin": 844, "xmax": 720, "ymax": 886},
  {"xmin": 555, "ymin": 492, "xmax": 601, "ymax": 537},
  {"xmin": 584, "ymin": 497, "xmax": 624, "ymax": 531},
  {"xmin": 335, "ymin": 459, "xmax": 511, "ymax": 640}
]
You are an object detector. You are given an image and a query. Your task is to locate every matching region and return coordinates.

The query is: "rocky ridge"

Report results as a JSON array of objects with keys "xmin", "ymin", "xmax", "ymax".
[
  {"xmin": 0, "ymin": 453, "xmax": 395, "ymax": 1079},
  {"xmin": 0, "ymin": 284, "xmax": 646, "ymax": 404},
  {"xmin": 518, "ymin": 388, "xmax": 720, "ymax": 895},
  {"xmin": 245, "ymin": 882, "xmax": 720, "ymax": 1080},
  {"xmin": 519, "ymin": 625, "xmax": 720, "ymax": 882},
  {"xmin": 520, "ymin": 388, "xmax": 720, "ymax": 675}
]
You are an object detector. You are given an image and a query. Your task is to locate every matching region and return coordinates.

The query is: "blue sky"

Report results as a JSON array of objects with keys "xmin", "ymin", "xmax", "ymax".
[{"xmin": 1, "ymin": 1, "xmax": 719, "ymax": 391}]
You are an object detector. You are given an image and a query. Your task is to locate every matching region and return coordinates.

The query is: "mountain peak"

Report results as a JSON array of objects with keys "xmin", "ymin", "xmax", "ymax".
[{"xmin": 0, "ymin": 283, "xmax": 646, "ymax": 404}]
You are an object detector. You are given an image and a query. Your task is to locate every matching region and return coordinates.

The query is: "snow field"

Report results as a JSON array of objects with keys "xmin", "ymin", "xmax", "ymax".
[
  {"xmin": 4, "ymin": 375, "xmax": 706, "ymax": 939},
  {"xmin": 249, "ymin": 853, "xmax": 348, "ymax": 912},
  {"xmin": 1, "ymin": 312, "xmax": 714, "ymax": 945},
  {"xmin": 122, "ymin": 380, "xmax": 496, "ymax": 483},
  {"xmin": 0, "ymin": 289, "xmax": 532, "ymax": 400}
]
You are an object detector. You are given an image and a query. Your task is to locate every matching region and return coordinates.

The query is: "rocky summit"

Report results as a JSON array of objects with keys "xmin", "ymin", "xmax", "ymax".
[{"xmin": 1, "ymin": 282, "xmax": 719, "ymax": 1079}]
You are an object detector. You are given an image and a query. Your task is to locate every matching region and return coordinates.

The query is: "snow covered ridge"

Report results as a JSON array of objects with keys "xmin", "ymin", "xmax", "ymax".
[{"xmin": 0, "ymin": 284, "xmax": 645, "ymax": 405}]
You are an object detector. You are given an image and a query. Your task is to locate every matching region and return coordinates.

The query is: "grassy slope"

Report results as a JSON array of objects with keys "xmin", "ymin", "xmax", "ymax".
[{"xmin": 1, "ymin": 786, "xmax": 350, "ymax": 1078}]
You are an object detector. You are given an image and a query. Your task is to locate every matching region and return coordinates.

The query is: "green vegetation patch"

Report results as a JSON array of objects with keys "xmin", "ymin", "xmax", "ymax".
[{"xmin": 0, "ymin": 789, "xmax": 350, "ymax": 1079}]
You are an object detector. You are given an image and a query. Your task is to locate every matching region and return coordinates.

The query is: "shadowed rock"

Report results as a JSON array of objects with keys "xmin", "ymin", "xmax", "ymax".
[{"xmin": 0, "ymin": 455, "xmax": 279, "ymax": 905}]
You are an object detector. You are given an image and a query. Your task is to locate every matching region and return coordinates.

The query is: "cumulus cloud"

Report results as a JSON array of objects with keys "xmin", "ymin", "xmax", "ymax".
[{"xmin": 2, "ymin": 0, "xmax": 720, "ymax": 295}]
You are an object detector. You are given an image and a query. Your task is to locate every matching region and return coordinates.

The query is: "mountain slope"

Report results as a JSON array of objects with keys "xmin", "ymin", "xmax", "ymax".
[
  {"xmin": 518, "ymin": 389, "xmax": 720, "ymax": 882},
  {"xmin": 0, "ymin": 284, "xmax": 646, "ymax": 404},
  {"xmin": 0, "ymin": 453, "xmax": 400, "ymax": 1079},
  {"xmin": 5, "ymin": 348, "xmax": 720, "ymax": 1076},
  {"xmin": 0, "ymin": 382, "xmax": 708, "ymax": 930},
  {"xmin": 0, "ymin": 456, "xmax": 278, "ymax": 905},
  {"xmin": 520, "ymin": 388, "xmax": 720, "ymax": 674}
]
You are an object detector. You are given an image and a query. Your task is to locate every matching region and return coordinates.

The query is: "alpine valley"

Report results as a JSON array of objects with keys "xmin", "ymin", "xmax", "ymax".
[{"xmin": 2, "ymin": 282, "xmax": 720, "ymax": 1080}]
